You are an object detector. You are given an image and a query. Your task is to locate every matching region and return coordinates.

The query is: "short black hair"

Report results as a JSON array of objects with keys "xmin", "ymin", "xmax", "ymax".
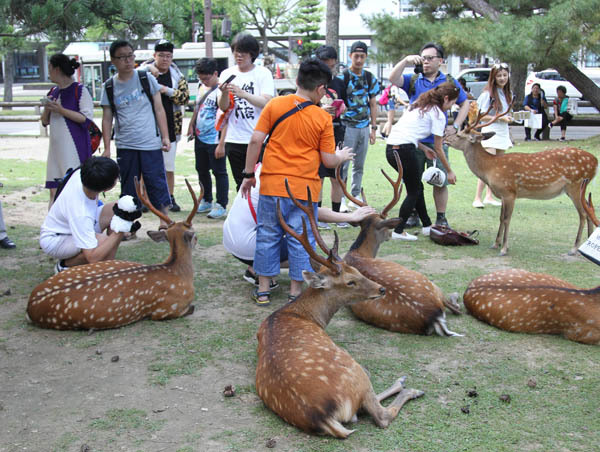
[
  {"xmin": 195, "ymin": 57, "xmax": 218, "ymax": 75},
  {"xmin": 230, "ymin": 33, "xmax": 260, "ymax": 62},
  {"xmin": 296, "ymin": 58, "xmax": 332, "ymax": 91},
  {"xmin": 420, "ymin": 42, "xmax": 444, "ymax": 59},
  {"xmin": 557, "ymin": 85, "xmax": 567, "ymax": 94},
  {"xmin": 110, "ymin": 40, "xmax": 134, "ymax": 58},
  {"xmin": 80, "ymin": 157, "xmax": 120, "ymax": 192},
  {"xmin": 315, "ymin": 45, "xmax": 338, "ymax": 62},
  {"xmin": 49, "ymin": 53, "xmax": 79, "ymax": 77}
]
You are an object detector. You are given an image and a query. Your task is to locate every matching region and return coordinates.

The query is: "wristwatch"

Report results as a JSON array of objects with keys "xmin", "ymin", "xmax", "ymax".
[
  {"xmin": 371, "ymin": 124, "xmax": 377, "ymax": 130},
  {"xmin": 241, "ymin": 170, "xmax": 255, "ymax": 179}
]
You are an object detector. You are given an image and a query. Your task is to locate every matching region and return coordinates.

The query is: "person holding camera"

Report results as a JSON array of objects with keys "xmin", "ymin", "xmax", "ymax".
[
  {"xmin": 41, "ymin": 53, "xmax": 94, "ymax": 207},
  {"xmin": 388, "ymin": 43, "xmax": 469, "ymax": 229}
]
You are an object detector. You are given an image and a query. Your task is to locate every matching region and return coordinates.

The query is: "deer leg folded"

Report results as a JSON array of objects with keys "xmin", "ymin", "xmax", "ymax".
[{"xmin": 362, "ymin": 378, "xmax": 424, "ymax": 429}]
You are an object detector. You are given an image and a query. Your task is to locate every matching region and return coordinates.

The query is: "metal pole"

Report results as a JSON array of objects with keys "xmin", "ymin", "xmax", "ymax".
[
  {"xmin": 204, "ymin": 0, "xmax": 213, "ymax": 58},
  {"xmin": 191, "ymin": 0, "xmax": 196, "ymax": 42}
]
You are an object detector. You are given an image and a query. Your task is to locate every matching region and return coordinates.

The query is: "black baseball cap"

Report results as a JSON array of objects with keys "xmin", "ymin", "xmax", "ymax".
[
  {"xmin": 154, "ymin": 39, "xmax": 174, "ymax": 53},
  {"xmin": 350, "ymin": 41, "xmax": 368, "ymax": 54}
]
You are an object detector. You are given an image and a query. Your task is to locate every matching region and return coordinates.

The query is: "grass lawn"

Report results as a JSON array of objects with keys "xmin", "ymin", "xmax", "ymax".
[{"xmin": 0, "ymin": 135, "xmax": 599, "ymax": 451}]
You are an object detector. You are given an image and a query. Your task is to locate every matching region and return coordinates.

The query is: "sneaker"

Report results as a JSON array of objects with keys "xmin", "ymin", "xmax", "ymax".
[
  {"xmin": 54, "ymin": 260, "xmax": 67, "ymax": 274},
  {"xmin": 483, "ymin": 199, "xmax": 502, "ymax": 206},
  {"xmin": 207, "ymin": 203, "xmax": 227, "ymax": 219},
  {"xmin": 336, "ymin": 222, "xmax": 350, "ymax": 228},
  {"xmin": 534, "ymin": 137, "xmax": 542, "ymax": 141},
  {"xmin": 524, "ymin": 137, "xmax": 531, "ymax": 141},
  {"xmin": 317, "ymin": 221, "xmax": 331, "ymax": 230},
  {"xmin": 391, "ymin": 231, "xmax": 418, "ymax": 241},
  {"xmin": 405, "ymin": 212, "xmax": 421, "ymax": 228},
  {"xmin": 197, "ymin": 200, "xmax": 213, "ymax": 214},
  {"xmin": 559, "ymin": 137, "xmax": 566, "ymax": 141},
  {"xmin": 170, "ymin": 196, "xmax": 181, "ymax": 212},
  {"xmin": 435, "ymin": 216, "xmax": 450, "ymax": 228},
  {"xmin": 472, "ymin": 200, "xmax": 484, "ymax": 209},
  {"xmin": 339, "ymin": 198, "xmax": 349, "ymax": 213},
  {"xmin": 346, "ymin": 200, "xmax": 360, "ymax": 210},
  {"xmin": 0, "ymin": 236, "xmax": 16, "ymax": 249},
  {"xmin": 422, "ymin": 226, "xmax": 431, "ymax": 237},
  {"xmin": 243, "ymin": 269, "xmax": 258, "ymax": 285}
]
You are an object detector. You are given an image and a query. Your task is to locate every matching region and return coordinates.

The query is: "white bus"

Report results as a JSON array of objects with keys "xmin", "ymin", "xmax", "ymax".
[{"xmin": 68, "ymin": 42, "xmax": 234, "ymax": 101}]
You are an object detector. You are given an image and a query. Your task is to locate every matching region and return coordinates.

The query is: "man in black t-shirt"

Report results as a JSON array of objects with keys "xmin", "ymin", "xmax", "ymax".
[
  {"xmin": 315, "ymin": 45, "xmax": 349, "ymax": 229},
  {"xmin": 143, "ymin": 40, "xmax": 190, "ymax": 211}
]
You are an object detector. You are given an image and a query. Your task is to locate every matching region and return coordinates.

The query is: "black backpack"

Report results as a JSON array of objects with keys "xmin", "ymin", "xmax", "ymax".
[
  {"xmin": 53, "ymin": 167, "xmax": 79, "ymax": 202},
  {"xmin": 104, "ymin": 70, "xmax": 158, "ymax": 136},
  {"xmin": 341, "ymin": 69, "xmax": 378, "ymax": 103}
]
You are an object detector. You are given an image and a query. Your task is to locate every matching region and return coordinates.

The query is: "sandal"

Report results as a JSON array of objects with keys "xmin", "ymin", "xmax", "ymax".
[
  {"xmin": 287, "ymin": 293, "xmax": 300, "ymax": 303},
  {"xmin": 252, "ymin": 288, "xmax": 271, "ymax": 306}
]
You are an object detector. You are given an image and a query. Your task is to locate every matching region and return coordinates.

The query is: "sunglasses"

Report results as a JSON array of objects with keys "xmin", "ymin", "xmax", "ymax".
[{"xmin": 493, "ymin": 63, "xmax": 509, "ymax": 70}]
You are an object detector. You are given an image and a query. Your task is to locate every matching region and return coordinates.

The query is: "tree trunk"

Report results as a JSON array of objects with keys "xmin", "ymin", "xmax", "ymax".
[
  {"xmin": 326, "ymin": 0, "xmax": 340, "ymax": 56},
  {"xmin": 554, "ymin": 61, "xmax": 600, "ymax": 112},
  {"xmin": 3, "ymin": 49, "xmax": 14, "ymax": 110},
  {"xmin": 510, "ymin": 61, "xmax": 527, "ymax": 108}
]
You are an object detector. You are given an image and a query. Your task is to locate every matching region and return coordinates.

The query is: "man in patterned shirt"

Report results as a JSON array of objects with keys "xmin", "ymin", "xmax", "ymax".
[{"xmin": 338, "ymin": 41, "xmax": 380, "ymax": 206}]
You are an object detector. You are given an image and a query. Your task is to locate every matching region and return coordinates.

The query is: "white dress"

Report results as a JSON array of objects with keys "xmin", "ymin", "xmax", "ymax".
[{"xmin": 477, "ymin": 90, "xmax": 513, "ymax": 152}]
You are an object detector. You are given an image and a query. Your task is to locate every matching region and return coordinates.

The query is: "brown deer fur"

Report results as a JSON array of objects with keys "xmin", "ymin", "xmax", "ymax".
[
  {"xmin": 463, "ymin": 269, "xmax": 600, "ymax": 344},
  {"xmin": 255, "ymin": 188, "xmax": 424, "ymax": 438},
  {"xmin": 444, "ymin": 125, "xmax": 597, "ymax": 256},
  {"xmin": 26, "ymin": 179, "xmax": 202, "ymax": 330}
]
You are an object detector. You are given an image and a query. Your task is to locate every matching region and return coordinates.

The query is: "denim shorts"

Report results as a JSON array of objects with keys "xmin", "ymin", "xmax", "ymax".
[{"xmin": 254, "ymin": 195, "xmax": 317, "ymax": 281}]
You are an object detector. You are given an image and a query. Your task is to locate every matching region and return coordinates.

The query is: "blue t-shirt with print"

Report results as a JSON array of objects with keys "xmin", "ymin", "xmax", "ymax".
[
  {"xmin": 338, "ymin": 69, "xmax": 380, "ymax": 129},
  {"xmin": 195, "ymin": 84, "xmax": 220, "ymax": 145},
  {"xmin": 401, "ymin": 72, "xmax": 467, "ymax": 144}
]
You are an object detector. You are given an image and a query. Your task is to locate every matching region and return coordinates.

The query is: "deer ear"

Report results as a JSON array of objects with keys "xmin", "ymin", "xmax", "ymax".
[
  {"xmin": 302, "ymin": 271, "xmax": 332, "ymax": 289},
  {"xmin": 147, "ymin": 230, "xmax": 168, "ymax": 242},
  {"xmin": 376, "ymin": 218, "xmax": 401, "ymax": 230},
  {"xmin": 183, "ymin": 230, "xmax": 196, "ymax": 244},
  {"xmin": 309, "ymin": 257, "xmax": 322, "ymax": 271}
]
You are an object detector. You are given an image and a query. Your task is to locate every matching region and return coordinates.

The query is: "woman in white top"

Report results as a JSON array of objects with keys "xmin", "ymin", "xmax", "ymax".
[
  {"xmin": 386, "ymin": 82, "xmax": 459, "ymax": 241},
  {"xmin": 472, "ymin": 63, "xmax": 514, "ymax": 208},
  {"xmin": 41, "ymin": 53, "xmax": 94, "ymax": 207}
]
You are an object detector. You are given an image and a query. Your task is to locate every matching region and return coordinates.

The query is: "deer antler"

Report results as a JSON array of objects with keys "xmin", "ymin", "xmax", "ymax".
[
  {"xmin": 463, "ymin": 101, "xmax": 494, "ymax": 134},
  {"xmin": 284, "ymin": 180, "xmax": 330, "ymax": 255},
  {"xmin": 380, "ymin": 150, "xmax": 403, "ymax": 218},
  {"xmin": 184, "ymin": 179, "xmax": 203, "ymax": 227},
  {"xmin": 134, "ymin": 177, "xmax": 174, "ymax": 227},
  {"xmin": 335, "ymin": 164, "xmax": 368, "ymax": 208},
  {"xmin": 276, "ymin": 198, "xmax": 341, "ymax": 275},
  {"xmin": 464, "ymin": 96, "xmax": 515, "ymax": 133},
  {"xmin": 580, "ymin": 179, "xmax": 600, "ymax": 227}
]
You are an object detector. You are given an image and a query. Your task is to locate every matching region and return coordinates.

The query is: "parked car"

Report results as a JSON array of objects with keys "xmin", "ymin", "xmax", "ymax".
[
  {"xmin": 457, "ymin": 68, "xmax": 491, "ymax": 99},
  {"xmin": 524, "ymin": 69, "xmax": 582, "ymax": 101}
]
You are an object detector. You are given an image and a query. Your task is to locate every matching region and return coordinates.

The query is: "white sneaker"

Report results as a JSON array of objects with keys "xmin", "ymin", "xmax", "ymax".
[
  {"xmin": 339, "ymin": 198, "xmax": 349, "ymax": 213},
  {"xmin": 422, "ymin": 227, "xmax": 431, "ymax": 237},
  {"xmin": 472, "ymin": 200, "xmax": 484, "ymax": 208},
  {"xmin": 391, "ymin": 231, "xmax": 418, "ymax": 241},
  {"xmin": 483, "ymin": 199, "xmax": 502, "ymax": 206}
]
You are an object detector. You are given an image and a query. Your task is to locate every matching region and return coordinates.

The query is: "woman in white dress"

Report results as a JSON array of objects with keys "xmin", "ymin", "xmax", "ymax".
[
  {"xmin": 472, "ymin": 63, "xmax": 514, "ymax": 208},
  {"xmin": 41, "ymin": 53, "xmax": 94, "ymax": 206}
]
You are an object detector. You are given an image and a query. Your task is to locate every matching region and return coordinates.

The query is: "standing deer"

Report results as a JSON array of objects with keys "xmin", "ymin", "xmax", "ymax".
[
  {"xmin": 27, "ymin": 178, "xmax": 202, "ymax": 330},
  {"xmin": 256, "ymin": 188, "xmax": 424, "ymax": 438},
  {"xmin": 462, "ymin": 181, "xmax": 600, "ymax": 345},
  {"xmin": 444, "ymin": 101, "xmax": 597, "ymax": 256},
  {"xmin": 287, "ymin": 157, "xmax": 461, "ymax": 336}
]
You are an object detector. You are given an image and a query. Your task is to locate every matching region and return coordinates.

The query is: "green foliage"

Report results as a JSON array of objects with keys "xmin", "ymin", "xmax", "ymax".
[{"xmin": 292, "ymin": 0, "xmax": 323, "ymax": 57}]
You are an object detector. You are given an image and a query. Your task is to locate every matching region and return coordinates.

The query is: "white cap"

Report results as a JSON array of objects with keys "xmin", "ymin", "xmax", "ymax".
[{"xmin": 422, "ymin": 166, "xmax": 446, "ymax": 187}]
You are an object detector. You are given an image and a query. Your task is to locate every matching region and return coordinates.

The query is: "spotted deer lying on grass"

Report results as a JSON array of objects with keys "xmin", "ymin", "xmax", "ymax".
[
  {"xmin": 444, "ymin": 100, "xmax": 597, "ymax": 256},
  {"xmin": 27, "ymin": 178, "xmax": 202, "ymax": 330},
  {"xmin": 462, "ymin": 180, "xmax": 600, "ymax": 344},
  {"xmin": 288, "ymin": 156, "xmax": 461, "ymax": 336},
  {"xmin": 255, "ymin": 186, "xmax": 424, "ymax": 438}
]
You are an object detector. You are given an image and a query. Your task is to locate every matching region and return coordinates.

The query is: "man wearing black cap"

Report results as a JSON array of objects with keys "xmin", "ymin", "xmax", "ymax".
[
  {"xmin": 142, "ymin": 39, "xmax": 190, "ymax": 212},
  {"xmin": 337, "ymin": 41, "xmax": 380, "ymax": 208}
]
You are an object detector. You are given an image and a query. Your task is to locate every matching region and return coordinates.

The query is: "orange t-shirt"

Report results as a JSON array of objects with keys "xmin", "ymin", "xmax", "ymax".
[{"xmin": 256, "ymin": 94, "xmax": 335, "ymax": 201}]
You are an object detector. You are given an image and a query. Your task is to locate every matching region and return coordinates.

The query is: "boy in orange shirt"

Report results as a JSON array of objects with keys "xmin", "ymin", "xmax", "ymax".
[{"xmin": 240, "ymin": 58, "xmax": 354, "ymax": 305}]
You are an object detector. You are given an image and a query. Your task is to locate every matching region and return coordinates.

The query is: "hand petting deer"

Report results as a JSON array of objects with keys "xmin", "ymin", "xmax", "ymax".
[
  {"xmin": 255, "ymin": 186, "xmax": 424, "ymax": 438},
  {"xmin": 462, "ymin": 180, "xmax": 600, "ymax": 345},
  {"xmin": 293, "ymin": 155, "xmax": 461, "ymax": 336},
  {"xmin": 27, "ymin": 178, "xmax": 202, "ymax": 330},
  {"xmin": 445, "ymin": 100, "xmax": 597, "ymax": 256}
]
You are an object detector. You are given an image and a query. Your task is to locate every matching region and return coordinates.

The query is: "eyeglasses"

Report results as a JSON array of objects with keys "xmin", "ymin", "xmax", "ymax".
[
  {"xmin": 420, "ymin": 55, "xmax": 439, "ymax": 62},
  {"xmin": 493, "ymin": 63, "xmax": 509, "ymax": 70},
  {"xmin": 114, "ymin": 53, "xmax": 135, "ymax": 62},
  {"xmin": 156, "ymin": 52, "xmax": 173, "ymax": 59}
]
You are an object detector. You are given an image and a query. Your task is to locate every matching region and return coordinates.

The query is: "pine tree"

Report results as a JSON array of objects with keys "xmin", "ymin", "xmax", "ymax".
[{"xmin": 293, "ymin": 0, "xmax": 323, "ymax": 58}]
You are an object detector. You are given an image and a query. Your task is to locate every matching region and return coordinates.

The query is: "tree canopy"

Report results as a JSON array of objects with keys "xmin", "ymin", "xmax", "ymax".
[{"xmin": 365, "ymin": 0, "xmax": 600, "ymax": 108}]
